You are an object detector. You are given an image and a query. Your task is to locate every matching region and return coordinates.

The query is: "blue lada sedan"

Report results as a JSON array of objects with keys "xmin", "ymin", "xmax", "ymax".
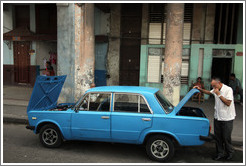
[{"xmin": 26, "ymin": 75, "xmax": 211, "ymax": 162}]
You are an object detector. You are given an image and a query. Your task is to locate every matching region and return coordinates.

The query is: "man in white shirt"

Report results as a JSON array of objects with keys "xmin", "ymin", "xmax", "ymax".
[{"xmin": 194, "ymin": 77, "xmax": 236, "ymax": 161}]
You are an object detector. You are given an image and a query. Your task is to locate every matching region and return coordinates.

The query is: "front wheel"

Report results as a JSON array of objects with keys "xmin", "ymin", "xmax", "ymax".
[
  {"xmin": 146, "ymin": 135, "xmax": 175, "ymax": 162},
  {"xmin": 39, "ymin": 124, "xmax": 62, "ymax": 148}
]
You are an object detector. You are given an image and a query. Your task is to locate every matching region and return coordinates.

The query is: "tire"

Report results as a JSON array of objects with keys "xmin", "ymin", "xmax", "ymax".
[
  {"xmin": 145, "ymin": 135, "xmax": 175, "ymax": 162},
  {"xmin": 39, "ymin": 124, "xmax": 62, "ymax": 148}
]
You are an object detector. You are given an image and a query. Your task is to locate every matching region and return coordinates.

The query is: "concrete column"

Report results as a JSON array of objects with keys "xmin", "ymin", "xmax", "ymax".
[
  {"xmin": 141, "ymin": 4, "xmax": 149, "ymax": 45},
  {"xmin": 163, "ymin": 3, "xmax": 184, "ymax": 106},
  {"xmin": 75, "ymin": 3, "xmax": 95, "ymax": 98},
  {"xmin": 204, "ymin": 4, "xmax": 215, "ymax": 44},
  {"xmin": 107, "ymin": 4, "xmax": 121, "ymax": 85},
  {"xmin": 57, "ymin": 3, "xmax": 95, "ymax": 103}
]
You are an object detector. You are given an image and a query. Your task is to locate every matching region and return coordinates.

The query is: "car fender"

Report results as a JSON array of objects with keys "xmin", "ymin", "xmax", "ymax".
[
  {"xmin": 35, "ymin": 119, "xmax": 67, "ymax": 139},
  {"xmin": 138, "ymin": 129, "xmax": 181, "ymax": 144}
]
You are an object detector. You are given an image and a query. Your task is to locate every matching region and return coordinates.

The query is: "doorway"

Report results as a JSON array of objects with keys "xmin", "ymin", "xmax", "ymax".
[
  {"xmin": 119, "ymin": 4, "xmax": 142, "ymax": 86},
  {"xmin": 14, "ymin": 41, "xmax": 30, "ymax": 84},
  {"xmin": 211, "ymin": 58, "xmax": 232, "ymax": 85}
]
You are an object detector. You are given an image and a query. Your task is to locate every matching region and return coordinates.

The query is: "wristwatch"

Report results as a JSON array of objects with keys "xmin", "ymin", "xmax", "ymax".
[{"xmin": 218, "ymin": 94, "xmax": 222, "ymax": 98}]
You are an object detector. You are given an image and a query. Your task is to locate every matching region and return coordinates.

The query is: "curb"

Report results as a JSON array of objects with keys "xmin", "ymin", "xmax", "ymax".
[
  {"xmin": 3, "ymin": 117, "xmax": 29, "ymax": 125},
  {"xmin": 3, "ymin": 117, "xmax": 243, "ymax": 146}
]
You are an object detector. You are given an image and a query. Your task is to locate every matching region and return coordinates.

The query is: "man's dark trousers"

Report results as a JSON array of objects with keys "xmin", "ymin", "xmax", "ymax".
[{"xmin": 214, "ymin": 118, "xmax": 234, "ymax": 156}]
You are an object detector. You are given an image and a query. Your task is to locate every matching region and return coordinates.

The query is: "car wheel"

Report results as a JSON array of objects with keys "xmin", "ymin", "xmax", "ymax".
[
  {"xmin": 39, "ymin": 124, "xmax": 62, "ymax": 148},
  {"xmin": 146, "ymin": 135, "xmax": 175, "ymax": 162}
]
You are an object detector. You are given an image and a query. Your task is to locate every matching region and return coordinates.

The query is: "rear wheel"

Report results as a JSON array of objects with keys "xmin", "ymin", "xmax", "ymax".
[
  {"xmin": 39, "ymin": 124, "xmax": 62, "ymax": 148},
  {"xmin": 146, "ymin": 135, "xmax": 175, "ymax": 162}
]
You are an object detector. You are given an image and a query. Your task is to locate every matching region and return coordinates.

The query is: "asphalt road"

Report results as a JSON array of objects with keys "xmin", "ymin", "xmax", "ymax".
[{"xmin": 3, "ymin": 123, "xmax": 244, "ymax": 163}]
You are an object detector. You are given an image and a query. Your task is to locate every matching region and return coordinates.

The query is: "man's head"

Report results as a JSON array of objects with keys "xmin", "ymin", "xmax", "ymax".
[
  {"xmin": 90, "ymin": 83, "xmax": 96, "ymax": 88},
  {"xmin": 211, "ymin": 77, "xmax": 223, "ymax": 90},
  {"xmin": 46, "ymin": 61, "xmax": 51, "ymax": 67},
  {"xmin": 197, "ymin": 77, "xmax": 202, "ymax": 82},
  {"xmin": 230, "ymin": 73, "xmax": 236, "ymax": 81}
]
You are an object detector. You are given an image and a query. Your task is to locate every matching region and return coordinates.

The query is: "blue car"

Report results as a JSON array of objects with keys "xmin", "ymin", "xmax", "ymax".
[{"xmin": 26, "ymin": 75, "xmax": 211, "ymax": 162}]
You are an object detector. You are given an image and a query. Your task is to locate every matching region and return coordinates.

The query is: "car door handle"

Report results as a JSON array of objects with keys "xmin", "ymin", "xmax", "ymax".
[
  {"xmin": 142, "ymin": 118, "xmax": 151, "ymax": 121},
  {"xmin": 101, "ymin": 116, "xmax": 110, "ymax": 119}
]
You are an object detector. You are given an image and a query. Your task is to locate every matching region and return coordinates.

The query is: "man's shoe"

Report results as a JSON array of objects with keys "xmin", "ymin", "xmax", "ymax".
[
  {"xmin": 212, "ymin": 154, "xmax": 224, "ymax": 161},
  {"xmin": 225, "ymin": 153, "xmax": 233, "ymax": 160}
]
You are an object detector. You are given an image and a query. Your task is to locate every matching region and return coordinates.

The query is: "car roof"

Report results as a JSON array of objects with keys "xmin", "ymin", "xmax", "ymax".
[{"xmin": 86, "ymin": 86, "xmax": 159, "ymax": 95}]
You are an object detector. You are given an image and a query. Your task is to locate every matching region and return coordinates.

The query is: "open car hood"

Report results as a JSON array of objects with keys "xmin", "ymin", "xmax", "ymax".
[
  {"xmin": 173, "ymin": 88, "xmax": 200, "ymax": 114},
  {"xmin": 27, "ymin": 75, "xmax": 66, "ymax": 112}
]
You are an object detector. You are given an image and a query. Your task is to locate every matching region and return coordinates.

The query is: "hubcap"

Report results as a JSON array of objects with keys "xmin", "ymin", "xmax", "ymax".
[
  {"xmin": 42, "ymin": 128, "xmax": 58, "ymax": 145},
  {"xmin": 151, "ymin": 140, "xmax": 169, "ymax": 159}
]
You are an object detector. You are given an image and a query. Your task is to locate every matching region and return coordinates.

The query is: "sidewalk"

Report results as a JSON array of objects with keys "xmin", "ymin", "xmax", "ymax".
[{"xmin": 2, "ymin": 85, "xmax": 244, "ymax": 145}]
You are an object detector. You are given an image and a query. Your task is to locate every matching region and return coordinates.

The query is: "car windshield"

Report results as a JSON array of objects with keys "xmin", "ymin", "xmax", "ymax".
[{"xmin": 155, "ymin": 91, "xmax": 174, "ymax": 114}]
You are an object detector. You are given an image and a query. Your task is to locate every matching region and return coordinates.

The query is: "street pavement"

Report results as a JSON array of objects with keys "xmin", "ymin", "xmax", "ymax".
[{"xmin": 3, "ymin": 123, "xmax": 243, "ymax": 163}]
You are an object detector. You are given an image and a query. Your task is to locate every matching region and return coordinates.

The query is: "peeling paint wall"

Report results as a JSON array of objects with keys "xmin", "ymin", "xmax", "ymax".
[
  {"xmin": 106, "ymin": 4, "xmax": 121, "ymax": 86},
  {"xmin": 57, "ymin": 3, "xmax": 75, "ymax": 103},
  {"xmin": 163, "ymin": 4, "xmax": 184, "ymax": 106}
]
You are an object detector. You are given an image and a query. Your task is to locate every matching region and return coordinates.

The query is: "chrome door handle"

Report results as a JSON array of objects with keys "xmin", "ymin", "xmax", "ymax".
[
  {"xmin": 142, "ymin": 118, "xmax": 151, "ymax": 121},
  {"xmin": 101, "ymin": 116, "xmax": 110, "ymax": 119}
]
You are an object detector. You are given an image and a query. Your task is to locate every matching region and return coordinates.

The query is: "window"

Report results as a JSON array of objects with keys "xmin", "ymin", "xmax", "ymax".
[
  {"xmin": 155, "ymin": 91, "xmax": 174, "ymax": 114},
  {"xmin": 89, "ymin": 93, "xmax": 111, "ymax": 111},
  {"xmin": 147, "ymin": 47, "xmax": 190, "ymax": 84},
  {"xmin": 214, "ymin": 3, "xmax": 240, "ymax": 44},
  {"xmin": 114, "ymin": 94, "xmax": 151, "ymax": 114},
  {"xmin": 78, "ymin": 93, "xmax": 111, "ymax": 112},
  {"xmin": 78, "ymin": 94, "xmax": 89, "ymax": 111},
  {"xmin": 148, "ymin": 4, "xmax": 193, "ymax": 45}
]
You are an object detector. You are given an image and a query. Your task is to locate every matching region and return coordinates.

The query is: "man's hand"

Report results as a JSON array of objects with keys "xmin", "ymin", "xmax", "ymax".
[
  {"xmin": 193, "ymin": 85, "xmax": 212, "ymax": 95},
  {"xmin": 193, "ymin": 86, "xmax": 201, "ymax": 90},
  {"xmin": 213, "ymin": 88, "xmax": 221, "ymax": 96}
]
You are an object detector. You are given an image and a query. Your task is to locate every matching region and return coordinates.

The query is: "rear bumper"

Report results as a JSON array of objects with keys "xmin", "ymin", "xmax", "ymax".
[
  {"xmin": 200, "ymin": 133, "xmax": 215, "ymax": 142},
  {"xmin": 26, "ymin": 125, "xmax": 35, "ymax": 130}
]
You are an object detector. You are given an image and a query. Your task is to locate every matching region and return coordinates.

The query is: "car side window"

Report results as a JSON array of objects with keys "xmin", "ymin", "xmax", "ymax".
[
  {"xmin": 140, "ymin": 96, "xmax": 151, "ymax": 113},
  {"xmin": 78, "ymin": 94, "xmax": 89, "ymax": 111},
  {"xmin": 114, "ymin": 94, "xmax": 151, "ymax": 114},
  {"xmin": 89, "ymin": 93, "xmax": 111, "ymax": 112}
]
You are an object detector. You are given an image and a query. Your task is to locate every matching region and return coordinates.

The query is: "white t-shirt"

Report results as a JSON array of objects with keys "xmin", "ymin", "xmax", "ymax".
[{"xmin": 210, "ymin": 84, "xmax": 236, "ymax": 121}]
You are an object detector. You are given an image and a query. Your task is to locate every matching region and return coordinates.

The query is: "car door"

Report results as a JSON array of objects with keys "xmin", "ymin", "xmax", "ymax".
[
  {"xmin": 71, "ymin": 92, "xmax": 112, "ymax": 141},
  {"xmin": 111, "ymin": 93, "xmax": 153, "ymax": 143}
]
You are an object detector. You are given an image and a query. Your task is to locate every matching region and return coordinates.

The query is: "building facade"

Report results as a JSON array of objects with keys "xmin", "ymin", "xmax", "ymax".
[{"xmin": 3, "ymin": 3, "xmax": 244, "ymax": 103}]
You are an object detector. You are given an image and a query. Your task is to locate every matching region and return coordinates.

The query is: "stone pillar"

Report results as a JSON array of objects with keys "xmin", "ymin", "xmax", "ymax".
[
  {"xmin": 141, "ymin": 4, "xmax": 149, "ymax": 45},
  {"xmin": 107, "ymin": 4, "xmax": 121, "ymax": 86},
  {"xmin": 75, "ymin": 3, "xmax": 95, "ymax": 99},
  {"xmin": 204, "ymin": 4, "xmax": 215, "ymax": 44},
  {"xmin": 57, "ymin": 3, "xmax": 95, "ymax": 103},
  {"xmin": 163, "ymin": 3, "xmax": 184, "ymax": 106}
]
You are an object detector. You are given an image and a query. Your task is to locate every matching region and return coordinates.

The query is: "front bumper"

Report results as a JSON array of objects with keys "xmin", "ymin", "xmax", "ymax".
[
  {"xmin": 26, "ymin": 125, "xmax": 35, "ymax": 130},
  {"xmin": 200, "ymin": 133, "xmax": 215, "ymax": 142}
]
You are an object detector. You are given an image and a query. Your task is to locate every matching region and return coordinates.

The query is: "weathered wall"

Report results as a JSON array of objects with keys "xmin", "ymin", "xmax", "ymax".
[
  {"xmin": 141, "ymin": 4, "xmax": 149, "ymax": 45},
  {"xmin": 139, "ymin": 45, "xmax": 190, "ymax": 97},
  {"xmin": 74, "ymin": 3, "xmax": 95, "ymax": 100},
  {"xmin": 36, "ymin": 41, "xmax": 57, "ymax": 73},
  {"xmin": 94, "ymin": 7, "xmax": 110, "ymax": 36},
  {"xmin": 106, "ymin": 4, "xmax": 121, "ymax": 85},
  {"xmin": 237, "ymin": 4, "xmax": 243, "ymax": 44},
  {"xmin": 163, "ymin": 3, "xmax": 184, "ymax": 106},
  {"xmin": 189, "ymin": 44, "xmax": 242, "ymax": 99},
  {"xmin": 57, "ymin": 3, "xmax": 75, "ymax": 103},
  {"xmin": 192, "ymin": 4, "xmax": 215, "ymax": 44},
  {"xmin": 3, "ymin": 4, "xmax": 13, "ymax": 65}
]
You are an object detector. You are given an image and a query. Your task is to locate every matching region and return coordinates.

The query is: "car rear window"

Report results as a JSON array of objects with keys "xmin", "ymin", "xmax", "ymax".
[{"xmin": 155, "ymin": 91, "xmax": 174, "ymax": 114}]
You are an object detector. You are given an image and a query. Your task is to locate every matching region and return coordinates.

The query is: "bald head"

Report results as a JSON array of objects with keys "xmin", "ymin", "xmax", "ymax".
[{"xmin": 211, "ymin": 77, "xmax": 222, "ymax": 90}]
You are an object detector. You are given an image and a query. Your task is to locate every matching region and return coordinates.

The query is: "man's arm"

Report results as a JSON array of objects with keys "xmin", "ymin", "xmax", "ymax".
[
  {"xmin": 193, "ymin": 86, "xmax": 211, "ymax": 95},
  {"xmin": 213, "ymin": 88, "xmax": 232, "ymax": 106}
]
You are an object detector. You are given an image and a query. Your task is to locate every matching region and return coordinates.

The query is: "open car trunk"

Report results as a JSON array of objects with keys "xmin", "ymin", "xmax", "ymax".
[
  {"xmin": 176, "ymin": 107, "xmax": 206, "ymax": 118},
  {"xmin": 174, "ymin": 89, "xmax": 207, "ymax": 118}
]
